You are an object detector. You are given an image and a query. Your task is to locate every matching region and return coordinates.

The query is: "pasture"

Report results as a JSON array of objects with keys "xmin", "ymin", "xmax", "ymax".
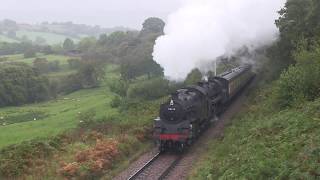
[
  {"xmin": 16, "ymin": 30, "xmax": 79, "ymax": 45},
  {"xmin": 0, "ymin": 35, "xmax": 19, "ymax": 43},
  {"xmin": 0, "ymin": 64, "xmax": 119, "ymax": 148}
]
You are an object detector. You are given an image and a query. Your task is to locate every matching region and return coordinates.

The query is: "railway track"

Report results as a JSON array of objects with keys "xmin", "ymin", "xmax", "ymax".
[{"xmin": 127, "ymin": 152, "xmax": 182, "ymax": 180}]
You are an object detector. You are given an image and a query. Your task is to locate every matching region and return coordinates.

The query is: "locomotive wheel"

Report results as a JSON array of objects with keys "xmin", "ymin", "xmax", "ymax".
[{"xmin": 159, "ymin": 141, "xmax": 166, "ymax": 152}]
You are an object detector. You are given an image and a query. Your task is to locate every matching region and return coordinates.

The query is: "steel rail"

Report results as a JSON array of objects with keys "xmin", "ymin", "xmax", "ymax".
[
  {"xmin": 127, "ymin": 152, "xmax": 161, "ymax": 180},
  {"xmin": 158, "ymin": 155, "xmax": 182, "ymax": 180}
]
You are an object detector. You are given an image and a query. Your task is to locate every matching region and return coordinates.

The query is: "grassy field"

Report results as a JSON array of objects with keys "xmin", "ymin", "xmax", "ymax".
[
  {"xmin": 16, "ymin": 30, "xmax": 79, "ymax": 45},
  {"xmin": 1, "ymin": 53, "xmax": 73, "ymax": 65},
  {"xmin": 0, "ymin": 35, "xmax": 19, "ymax": 43},
  {"xmin": 0, "ymin": 60, "xmax": 163, "ymax": 179},
  {"xmin": 0, "ymin": 65, "xmax": 119, "ymax": 148}
]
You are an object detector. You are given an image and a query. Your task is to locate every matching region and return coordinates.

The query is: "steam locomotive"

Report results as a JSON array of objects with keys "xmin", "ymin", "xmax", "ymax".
[{"xmin": 153, "ymin": 65, "xmax": 255, "ymax": 151}]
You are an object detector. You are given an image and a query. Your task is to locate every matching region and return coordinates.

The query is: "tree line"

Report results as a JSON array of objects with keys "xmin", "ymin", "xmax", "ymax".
[{"xmin": 267, "ymin": 0, "xmax": 320, "ymax": 108}]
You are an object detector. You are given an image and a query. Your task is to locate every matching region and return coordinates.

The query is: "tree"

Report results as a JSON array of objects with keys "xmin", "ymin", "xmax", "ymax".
[
  {"xmin": 7, "ymin": 30, "xmax": 16, "ymax": 38},
  {"xmin": 97, "ymin": 34, "xmax": 108, "ymax": 45},
  {"xmin": 0, "ymin": 63, "xmax": 52, "ymax": 107},
  {"xmin": 68, "ymin": 58, "xmax": 81, "ymax": 69},
  {"xmin": 77, "ymin": 60, "xmax": 105, "ymax": 88},
  {"xmin": 274, "ymin": 0, "xmax": 315, "ymax": 64},
  {"xmin": 78, "ymin": 37, "xmax": 96, "ymax": 52},
  {"xmin": 63, "ymin": 38, "xmax": 75, "ymax": 51},
  {"xmin": 127, "ymin": 78, "xmax": 169, "ymax": 100},
  {"xmin": 118, "ymin": 17, "xmax": 166, "ymax": 80},
  {"xmin": 184, "ymin": 68, "xmax": 202, "ymax": 85},
  {"xmin": 33, "ymin": 58, "xmax": 60, "ymax": 73},
  {"xmin": 21, "ymin": 35, "xmax": 32, "ymax": 44},
  {"xmin": 48, "ymin": 60, "xmax": 60, "ymax": 72},
  {"xmin": 33, "ymin": 58, "xmax": 49, "ymax": 73},
  {"xmin": 42, "ymin": 45, "xmax": 53, "ymax": 54},
  {"xmin": 24, "ymin": 49, "xmax": 36, "ymax": 58},
  {"xmin": 35, "ymin": 36, "xmax": 47, "ymax": 45},
  {"xmin": 140, "ymin": 17, "xmax": 165, "ymax": 36}
]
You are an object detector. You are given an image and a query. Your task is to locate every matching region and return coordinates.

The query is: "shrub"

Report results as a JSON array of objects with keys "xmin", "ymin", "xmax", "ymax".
[
  {"xmin": 23, "ymin": 49, "xmax": 36, "ymax": 58},
  {"xmin": 0, "ymin": 138, "xmax": 63, "ymax": 178},
  {"xmin": 68, "ymin": 58, "xmax": 81, "ymax": 69},
  {"xmin": 108, "ymin": 79, "xmax": 128, "ymax": 97},
  {"xmin": 0, "ymin": 63, "xmax": 52, "ymax": 107},
  {"xmin": 110, "ymin": 95, "xmax": 122, "ymax": 108},
  {"xmin": 184, "ymin": 68, "xmax": 202, "ymax": 85},
  {"xmin": 78, "ymin": 110, "xmax": 97, "ymax": 128},
  {"xmin": 273, "ymin": 46, "xmax": 320, "ymax": 108},
  {"xmin": 59, "ymin": 139, "xmax": 119, "ymax": 178},
  {"xmin": 127, "ymin": 78, "xmax": 169, "ymax": 100}
]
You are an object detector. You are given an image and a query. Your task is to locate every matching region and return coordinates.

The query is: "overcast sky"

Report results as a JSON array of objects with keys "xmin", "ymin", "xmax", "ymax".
[{"xmin": 0, "ymin": 0, "xmax": 182, "ymax": 29}]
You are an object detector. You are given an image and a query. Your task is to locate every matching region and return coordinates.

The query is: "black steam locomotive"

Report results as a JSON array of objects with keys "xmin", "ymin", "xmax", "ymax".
[{"xmin": 153, "ymin": 65, "xmax": 255, "ymax": 151}]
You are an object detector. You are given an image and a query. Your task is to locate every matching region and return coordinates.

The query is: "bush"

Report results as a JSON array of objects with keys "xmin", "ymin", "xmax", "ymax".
[
  {"xmin": 0, "ymin": 138, "xmax": 63, "ymax": 178},
  {"xmin": 78, "ymin": 110, "xmax": 97, "ymax": 128},
  {"xmin": 23, "ymin": 49, "xmax": 36, "ymax": 58},
  {"xmin": 108, "ymin": 79, "xmax": 128, "ymax": 97},
  {"xmin": 110, "ymin": 95, "xmax": 122, "ymax": 108},
  {"xmin": 68, "ymin": 58, "xmax": 81, "ymax": 69},
  {"xmin": 127, "ymin": 78, "xmax": 169, "ymax": 100},
  {"xmin": 273, "ymin": 46, "xmax": 320, "ymax": 108},
  {"xmin": 184, "ymin": 68, "xmax": 202, "ymax": 85},
  {"xmin": 0, "ymin": 63, "xmax": 52, "ymax": 107}
]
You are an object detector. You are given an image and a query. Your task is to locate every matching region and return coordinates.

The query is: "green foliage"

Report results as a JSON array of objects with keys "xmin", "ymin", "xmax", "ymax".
[
  {"xmin": 77, "ymin": 109, "xmax": 97, "ymax": 128},
  {"xmin": 108, "ymin": 80, "xmax": 129, "ymax": 97},
  {"xmin": 140, "ymin": 17, "xmax": 165, "ymax": 35},
  {"xmin": 78, "ymin": 37, "xmax": 96, "ymax": 52},
  {"xmin": 35, "ymin": 36, "xmax": 47, "ymax": 45},
  {"xmin": 23, "ymin": 48, "xmax": 36, "ymax": 58},
  {"xmin": 42, "ymin": 45, "xmax": 53, "ymax": 54},
  {"xmin": 67, "ymin": 58, "xmax": 81, "ymax": 69},
  {"xmin": 273, "ymin": 44, "xmax": 320, "ymax": 108},
  {"xmin": 274, "ymin": 0, "xmax": 320, "ymax": 64},
  {"xmin": 120, "ymin": 59, "xmax": 163, "ymax": 80},
  {"xmin": 77, "ymin": 60, "xmax": 105, "ymax": 88},
  {"xmin": 0, "ymin": 137, "xmax": 63, "ymax": 178},
  {"xmin": 33, "ymin": 58, "xmax": 60, "ymax": 73},
  {"xmin": 184, "ymin": 68, "xmax": 202, "ymax": 85},
  {"xmin": 0, "ymin": 89, "xmax": 161, "ymax": 179},
  {"xmin": 63, "ymin": 38, "xmax": 75, "ymax": 51},
  {"xmin": 59, "ymin": 60, "xmax": 105, "ymax": 93},
  {"xmin": 0, "ymin": 63, "xmax": 52, "ymax": 107},
  {"xmin": 127, "ymin": 78, "xmax": 169, "ymax": 100},
  {"xmin": 110, "ymin": 95, "xmax": 122, "ymax": 108},
  {"xmin": 191, "ymin": 93, "xmax": 320, "ymax": 179},
  {"xmin": 0, "ymin": 110, "xmax": 47, "ymax": 125}
]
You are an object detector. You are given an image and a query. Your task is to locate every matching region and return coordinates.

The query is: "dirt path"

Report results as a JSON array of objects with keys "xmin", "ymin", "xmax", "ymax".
[{"xmin": 114, "ymin": 80, "xmax": 255, "ymax": 180}]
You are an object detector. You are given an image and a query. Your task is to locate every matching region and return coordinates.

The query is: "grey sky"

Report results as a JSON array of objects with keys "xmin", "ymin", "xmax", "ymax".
[{"xmin": 0, "ymin": 0, "xmax": 182, "ymax": 29}]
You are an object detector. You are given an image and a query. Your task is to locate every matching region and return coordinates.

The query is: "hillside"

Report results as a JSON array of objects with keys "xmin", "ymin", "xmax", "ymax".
[
  {"xmin": 190, "ymin": 0, "xmax": 320, "ymax": 178},
  {"xmin": 190, "ymin": 82, "xmax": 320, "ymax": 179},
  {"xmin": 0, "ymin": 17, "xmax": 169, "ymax": 179},
  {"xmin": 0, "ymin": 19, "xmax": 131, "ymax": 45}
]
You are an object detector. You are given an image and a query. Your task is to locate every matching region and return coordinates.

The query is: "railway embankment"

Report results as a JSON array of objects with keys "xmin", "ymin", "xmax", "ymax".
[{"xmin": 190, "ymin": 79, "xmax": 320, "ymax": 179}]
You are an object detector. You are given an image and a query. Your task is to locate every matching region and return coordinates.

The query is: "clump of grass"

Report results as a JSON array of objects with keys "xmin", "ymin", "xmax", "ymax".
[{"xmin": 0, "ymin": 136, "xmax": 64, "ymax": 178}]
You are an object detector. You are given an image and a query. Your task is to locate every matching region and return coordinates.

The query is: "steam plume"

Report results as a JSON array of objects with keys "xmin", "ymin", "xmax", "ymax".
[{"xmin": 153, "ymin": 0, "xmax": 285, "ymax": 80}]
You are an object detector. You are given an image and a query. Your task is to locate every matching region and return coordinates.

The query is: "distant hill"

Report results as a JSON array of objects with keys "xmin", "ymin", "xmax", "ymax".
[{"xmin": 0, "ymin": 19, "xmax": 132, "ymax": 45}]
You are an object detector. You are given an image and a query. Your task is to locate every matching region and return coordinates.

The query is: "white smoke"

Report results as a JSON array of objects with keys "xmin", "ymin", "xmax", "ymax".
[{"xmin": 153, "ymin": 0, "xmax": 285, "ymax": 80}]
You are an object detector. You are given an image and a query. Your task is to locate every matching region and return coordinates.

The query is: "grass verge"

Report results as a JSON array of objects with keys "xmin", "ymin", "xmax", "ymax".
[{"xmin": 189, "ymin": 87, "xmax": 320, "ymax": 179}]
